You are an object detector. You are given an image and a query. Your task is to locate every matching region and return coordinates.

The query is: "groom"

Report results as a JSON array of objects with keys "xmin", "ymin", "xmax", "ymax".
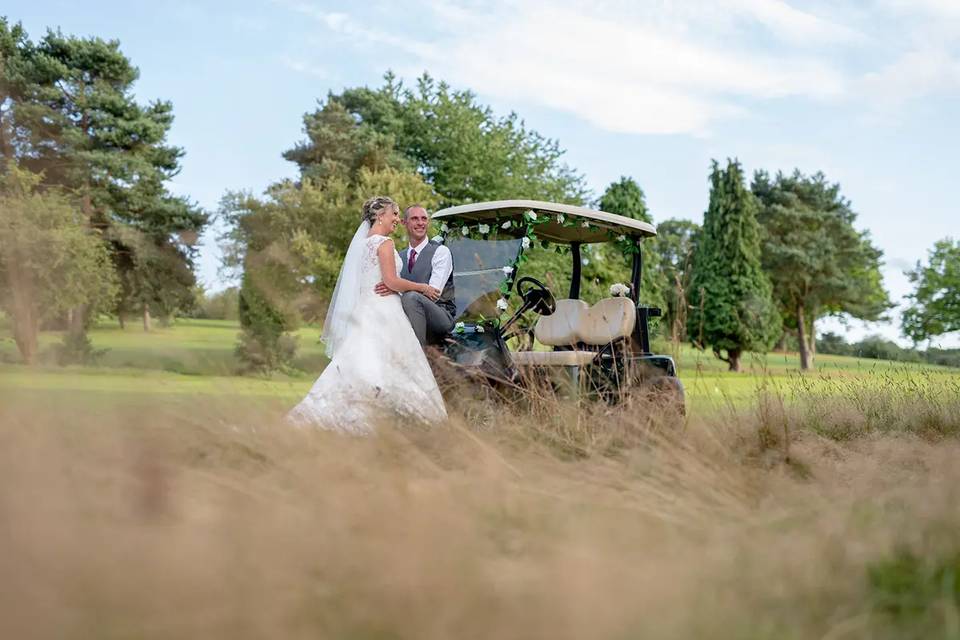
[{"xmin": 375, "ymin": 204, "xmax": 456, "ymax": 346}]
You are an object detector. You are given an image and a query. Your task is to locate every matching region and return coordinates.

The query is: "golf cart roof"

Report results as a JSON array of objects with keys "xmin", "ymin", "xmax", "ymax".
[{"xmin": 434, "ymin": 199, "xmax": 656, "ymax": 244}]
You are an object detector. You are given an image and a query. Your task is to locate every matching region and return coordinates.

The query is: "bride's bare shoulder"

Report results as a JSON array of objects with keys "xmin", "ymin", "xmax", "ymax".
[{"xmin": 368, "ymin": 234, "xmax": 395, "ymax": 247}]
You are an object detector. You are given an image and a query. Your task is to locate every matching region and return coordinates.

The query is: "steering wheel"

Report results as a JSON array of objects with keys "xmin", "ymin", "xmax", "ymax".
[{"xmin": 515, "ymin": 276, "xmax": 556, "ymax": 316}]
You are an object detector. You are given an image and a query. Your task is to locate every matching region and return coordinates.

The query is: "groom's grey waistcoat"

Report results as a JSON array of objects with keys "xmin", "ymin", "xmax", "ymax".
[{"xmin": 401, "ymin": 241, "xmax": 456, "ymax": 317}]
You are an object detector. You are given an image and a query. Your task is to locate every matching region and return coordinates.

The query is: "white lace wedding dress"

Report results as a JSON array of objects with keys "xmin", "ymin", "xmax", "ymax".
[{"xmin": 287, "ymin": 234, "xmax": 447, "ymax": 434}]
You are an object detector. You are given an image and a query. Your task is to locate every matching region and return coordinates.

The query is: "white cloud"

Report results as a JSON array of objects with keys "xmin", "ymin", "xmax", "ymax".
[
  {"xmin": 724, "ymin": 0, "xmax": 866, "ymax": 44},
  {"xmin": 279, "ymin": 55, "xmax": 328, "ymax": 78},
  {"xmin": 881, "ymin": 0, "xmax": 960, "ymax": 20},
  {"xmin": 401, "ymin": 2, "xmax": 847, "ymax": 134},
  {"xmin": 275, "ymin": 0, "xmax": 960, "ymax": 134},
  {"xmin": 276, "ymin": 1, "xmax": 350, "ymax": 30},
  {"xmin": 861, "ymin": 48, "xmax": 960, "ymax": 107}
]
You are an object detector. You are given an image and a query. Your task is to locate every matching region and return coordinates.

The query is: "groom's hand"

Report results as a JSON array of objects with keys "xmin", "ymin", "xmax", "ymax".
[{"xmin": 374, "ymin": 282, "xmax": 395, "ymax": 297}]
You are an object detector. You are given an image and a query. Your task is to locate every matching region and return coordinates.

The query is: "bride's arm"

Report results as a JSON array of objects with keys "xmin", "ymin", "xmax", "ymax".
[{"xmin": 376, "ymin": 240, "xmax": 440, "ymax": 298}]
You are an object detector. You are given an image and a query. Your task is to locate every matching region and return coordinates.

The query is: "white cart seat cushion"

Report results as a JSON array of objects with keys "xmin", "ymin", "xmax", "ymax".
[
  {"xmin": 511, "ymin": 297, "xmax": 637, "ymax": 367},
  {"xmin": 578, "ymin": 297, "xmax": 637, "ymax": 345},
  {"xmin": 533, "ymin": 299, "xmax": 589, "ymax": 346},
  {"xmin": 531, "ymin": 297, "xmax": 636, "ymax": 347},
  {"xmin": 510, "ymin": 350, "xmax": 597, "ymax": 367}
]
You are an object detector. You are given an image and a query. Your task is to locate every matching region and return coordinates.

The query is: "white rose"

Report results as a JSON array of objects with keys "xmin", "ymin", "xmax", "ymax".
[
  {"xmin": 521, "ymin": 236, "xmax": 530, "ymax": 249},
  {"xmin": 556, "ymin": 214, "xmax": 565, "ymax": 224},
  {"xmin": 431, "ymin": 235, "xmax": 444, "ymax": 244},
  {"xmin": 475, "ymin": 324, "xmax": 485, "ymax": 333},
  {"xmin": 618, "ymin": 235, "xmax": 627, "ymax": 242},
  {"xmin": 461, "ymin": 226, "xmax": 470, "ymax": 236},
  {"xmin": 501, "ymin": 221, "xmax": 511, "ymax": 229},
  {"xmin": 609, "ymin": 283, "xmax": 631, "ymax": 297},
  {"xmin": 524, "ymin": 209, "xmax": 537, "ymax": 220},
  {"xmin": 496, "ymin": 298, "xmax": 509, "ymax": 311},
  {"xmin": 454, "ymin": 321, "xmax": 466, "ymax": 333},
  {"xmin": 440, "ymin": 223, "xmax": 448, "ymax": 232},
  {"xmin": 478, "ymin": 223, "xmax": 490, "ymax": 234},
  {"xmin": 502, "ymin": 266, "xmax": 514, "ymax": 275},
  {"xmin": 582, "ymin": 221, "xmax": 590, "ymax": 228}
]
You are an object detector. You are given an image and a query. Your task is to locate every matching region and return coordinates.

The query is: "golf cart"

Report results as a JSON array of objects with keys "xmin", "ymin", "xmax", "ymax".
[{"xmin": 434, "ymin": 200, "xmax": 684, "ymax": 408}]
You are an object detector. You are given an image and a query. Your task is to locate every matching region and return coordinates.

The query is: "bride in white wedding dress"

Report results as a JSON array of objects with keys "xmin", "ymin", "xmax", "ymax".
[{"xmin": 287, "ymin": 196, "xmax": 448, "ymax": 434}]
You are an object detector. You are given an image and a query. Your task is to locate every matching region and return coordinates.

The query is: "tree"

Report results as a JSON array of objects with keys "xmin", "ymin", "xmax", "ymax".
[
  {"xmin": 224, "ymin": 72, "xmax": 590, "ymax": 372},
  {"xmin": 752, "ymin": 170, "xmax": 890, "ymax": 370},
  {"xmin": 0, "ymin": 19, "xmax": 33, "ymax": 163},
  {"xmin": 902, "ymin": 238, "xmax": 960, "ymax": 344},
  {"xmin": 221, "ymin": 169, "xmax": 437, "ymax": 372},
  {"xmin": 687, "ymin": 160, "xmax": 780, "ymax": 371},
  {"xmin": 0, "ymin": 165, "xmax": 117, "ymax": 364},
  {"xmin": 594, "ymin": 176, "xmax": 665, "ymax": 311},
  {"xmin": 598, "ymin": 176, "xmax": 650, "ymax": 222},
  {"xmin": 654, "ymin": 219, "xmax": 700, "ymax": 343},
  {"xmin": 305, "ymin": 72, "xmax": 589, "ymax": 206},
  {"xmin": 0, "ymin": 19, "xmax": 206, "ymax": 336}
]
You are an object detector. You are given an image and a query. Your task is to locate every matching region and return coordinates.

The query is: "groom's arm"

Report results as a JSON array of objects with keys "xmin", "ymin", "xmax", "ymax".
[{"xmin": 428, "ymin": 245, "xmax": 453, "ymax": 291}]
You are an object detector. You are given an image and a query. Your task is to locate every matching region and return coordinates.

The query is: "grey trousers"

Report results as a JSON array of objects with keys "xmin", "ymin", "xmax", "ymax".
[{"xmin": 401, "ymin": 292, "xmax": 454, "ymax": 346}]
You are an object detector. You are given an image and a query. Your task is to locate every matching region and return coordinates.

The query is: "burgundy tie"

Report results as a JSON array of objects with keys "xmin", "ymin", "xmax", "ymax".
[{"xmin": 407, "ymin": 248, "xmax": 417, "ymax": 273}]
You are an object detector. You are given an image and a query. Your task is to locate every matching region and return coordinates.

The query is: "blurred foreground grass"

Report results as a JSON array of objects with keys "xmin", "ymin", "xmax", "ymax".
[{"xmin": 1, "ymin": 364, "xmax": 960, "ymax": 639}]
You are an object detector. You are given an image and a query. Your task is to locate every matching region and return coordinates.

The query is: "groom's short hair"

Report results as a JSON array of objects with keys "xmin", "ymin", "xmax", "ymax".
[{"xmin": 403, "ymin": 204, "xmax": 428, "ymax": 220}]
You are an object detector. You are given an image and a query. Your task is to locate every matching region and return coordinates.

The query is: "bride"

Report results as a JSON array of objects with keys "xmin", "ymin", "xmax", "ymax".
[{"xmin": 287, "ymin": 196, "xmax": 448, "ymax": 434}]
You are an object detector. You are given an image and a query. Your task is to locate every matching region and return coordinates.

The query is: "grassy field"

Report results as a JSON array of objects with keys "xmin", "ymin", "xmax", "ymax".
[
  {"xmin": 0, "ymin": 317, "xmax": 953, "ymax": 409},
  {"xmin": 2, "ymin": 318, "xmax": 960, "ymax": 639}
]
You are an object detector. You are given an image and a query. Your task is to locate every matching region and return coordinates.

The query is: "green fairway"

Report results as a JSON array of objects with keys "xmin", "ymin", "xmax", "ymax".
[
  {"xmin": 0, "ymin": 317, "xmax": 327, "ymax": 376},
  {"xmin": 0, "ymin": 318, "xmax": 956, "ymax": 414}
]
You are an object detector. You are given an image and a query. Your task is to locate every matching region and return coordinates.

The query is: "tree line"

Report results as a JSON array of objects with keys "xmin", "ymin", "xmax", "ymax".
[
  {"xmin": 2, "ymin": 21, "xmax": 957, "ymax": 372},
  {"xmin": 0, "ymin": 18, "xmax": 205, "ymax": 364},
  {"xmin": 216, "ymin": 73, "xmax": 897, "ymax": 373}
]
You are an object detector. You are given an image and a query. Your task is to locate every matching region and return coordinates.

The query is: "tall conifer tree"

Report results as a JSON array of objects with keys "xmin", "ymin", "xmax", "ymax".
[{"xmin": 688, "ymin": 160, "xmax": 779, "ymax": 371}]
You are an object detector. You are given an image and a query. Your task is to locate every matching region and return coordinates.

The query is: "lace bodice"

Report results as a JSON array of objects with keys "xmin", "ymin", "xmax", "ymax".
[{"xmin": 359, "ymin": 235, "xmax": 401, "ymax": 291}]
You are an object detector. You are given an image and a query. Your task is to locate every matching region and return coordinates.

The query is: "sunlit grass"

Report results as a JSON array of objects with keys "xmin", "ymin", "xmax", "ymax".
[
  {"xmin": 1, "ymin": 319, "xmax": 953, "ymax": 417},
  {"xmin": 2, "ymin": 369, "xmax": 960, "ymax": 638}
]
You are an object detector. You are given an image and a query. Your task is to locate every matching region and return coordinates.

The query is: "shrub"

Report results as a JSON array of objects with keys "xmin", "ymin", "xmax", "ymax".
[
  {"xmin": 236, "ymin": 272, "xmax": 299, "ymax": 374},
  {"xmin": 53, "ymin": 331, "xmax": 107, "ymax": 366}
]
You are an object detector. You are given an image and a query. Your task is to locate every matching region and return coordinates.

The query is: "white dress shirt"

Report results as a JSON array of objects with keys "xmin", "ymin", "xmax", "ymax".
[{"xmin": 408, "ymin": 237, "xmax": 453, "ymax": 291}]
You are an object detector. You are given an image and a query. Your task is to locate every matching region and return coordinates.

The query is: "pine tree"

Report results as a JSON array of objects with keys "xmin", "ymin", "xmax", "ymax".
[
  {"xmin": 1, "ymin": 20, "xmax": 206, "ymax": 339},
  {"xmin": 752, "ymin": 170, "xmax": 889, "ymax": 370},
  {"xmin": 688, "ymin": 160, "xmax": 779, "ymax": 371}
]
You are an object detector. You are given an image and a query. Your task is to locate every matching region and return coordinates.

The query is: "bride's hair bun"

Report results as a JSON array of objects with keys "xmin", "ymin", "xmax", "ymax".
[{"xmin": 361, "ymin": 196, "xmax": 398, "ymax": 224}]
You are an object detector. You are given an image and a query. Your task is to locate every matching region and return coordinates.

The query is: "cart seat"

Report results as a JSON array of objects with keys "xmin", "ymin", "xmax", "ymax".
[
  {"xmin": 510, "ymin": 350, "xmax": 598, "ymax": 366},
  {"xmin": 510, "ymin": 298, "xmax": 637, "ymax": 367}
]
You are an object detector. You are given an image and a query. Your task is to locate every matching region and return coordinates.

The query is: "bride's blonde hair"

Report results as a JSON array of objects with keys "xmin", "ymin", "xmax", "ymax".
[{"xmin": 361, "ymin": 196, "xmax": 399, "ymax": 225}]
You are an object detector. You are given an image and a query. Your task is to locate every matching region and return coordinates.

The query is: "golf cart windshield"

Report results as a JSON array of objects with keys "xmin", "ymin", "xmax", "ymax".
[{"xmin": 446, "ymin": 236, "xmax": 522, "ymax": 320}]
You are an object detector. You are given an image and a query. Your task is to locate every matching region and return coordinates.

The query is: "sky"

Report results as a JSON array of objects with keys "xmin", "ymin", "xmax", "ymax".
[{"xmin": 7, "ymin": 0, "xmax": 960, "ymax": 346}]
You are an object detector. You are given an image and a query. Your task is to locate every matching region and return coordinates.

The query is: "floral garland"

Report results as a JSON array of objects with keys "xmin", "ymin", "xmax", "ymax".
[{"xmin": 438, "ymin": 209, "xmax": 644, "ymax": 326}]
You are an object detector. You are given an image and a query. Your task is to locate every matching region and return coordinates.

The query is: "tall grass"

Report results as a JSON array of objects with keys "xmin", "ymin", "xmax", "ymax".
[{"xmin": 1, "ymin": 371, "xmax": 959, "ymax": 639}]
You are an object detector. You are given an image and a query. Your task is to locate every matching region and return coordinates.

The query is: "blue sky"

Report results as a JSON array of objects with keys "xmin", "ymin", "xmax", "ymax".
[{"xmin": 7, "ymin": 0, "xmax": 960, "ymax": 345}]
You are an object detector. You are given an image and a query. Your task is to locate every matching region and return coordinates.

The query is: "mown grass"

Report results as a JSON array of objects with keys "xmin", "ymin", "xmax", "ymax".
[
  {"xmin": 0, "ymin": 318, "xmax": 954, "ymax": 415},
  {"xmin": 0, "ymin": 318, "xmax": 327, "ymax": 376}
]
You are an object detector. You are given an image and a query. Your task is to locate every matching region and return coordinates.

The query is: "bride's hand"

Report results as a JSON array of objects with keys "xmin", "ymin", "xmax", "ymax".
[
  {"xmin": 421, "ymin": 285, "xmax": 441, "ymax": 301},
  {"xmin": 374, "ymin": 281, "xmax": 395, "ymax": 297}
]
